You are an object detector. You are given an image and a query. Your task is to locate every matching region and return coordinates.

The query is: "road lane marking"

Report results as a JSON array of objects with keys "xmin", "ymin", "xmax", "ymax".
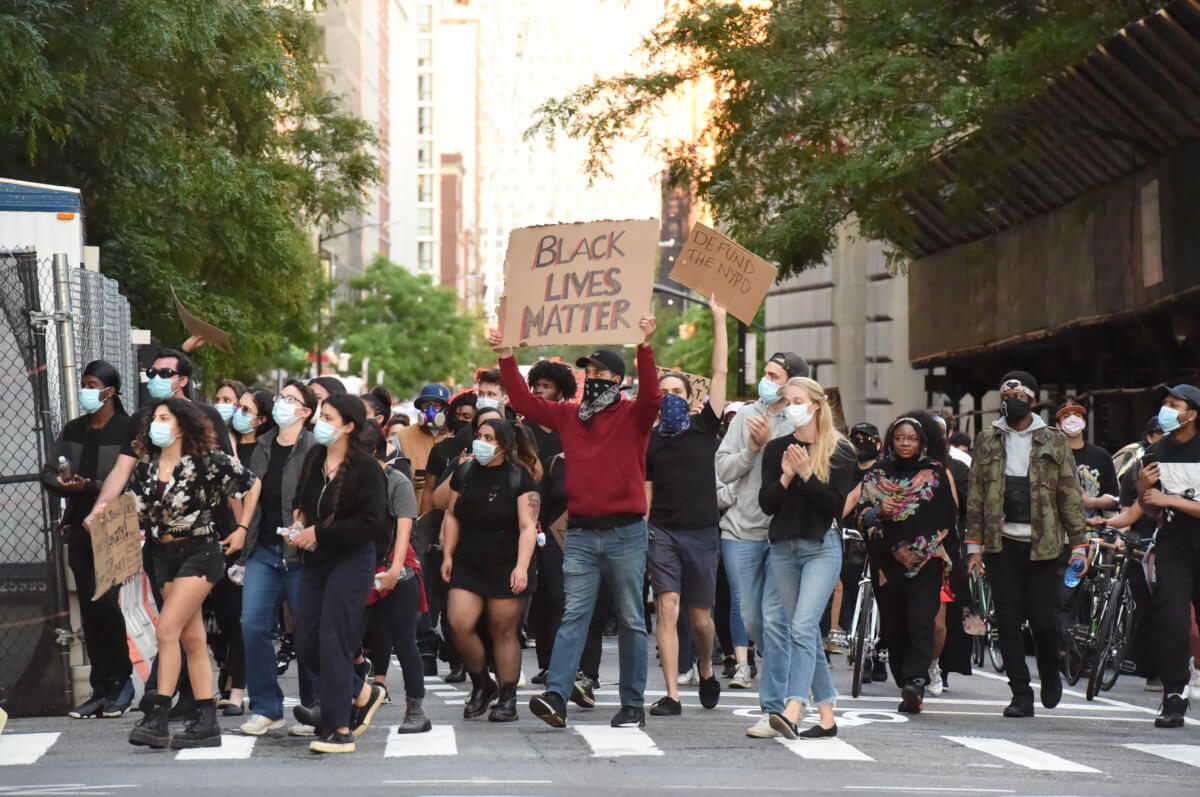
[
  {"xmin": 175, "ymin": 735, "xmax": 255, "ymax": 760},
  {"xmin": 776, "ymin": 737, "xmax": 872, "ymax": 761},
  {"xmin": 573, "ymin": 725, "xmax": 663, "ymax": 757},
  {"xmin": 0, "ymin": 733, "xmax": 60, "ymax": 766},
  {"xmin": 1125, "ymin": 743, "xmax": 1200, "ymax": 768},
  {"xmin": 943, "ymin": 735, "xmax": 1099, "ymax": 772},
  {"xmin": 385, "ymin": 725, "xmax": 456, "ymax": 757},
  {"xmin": 971, "ymin": 669, "xmax": 1200, "ymax": 726}
]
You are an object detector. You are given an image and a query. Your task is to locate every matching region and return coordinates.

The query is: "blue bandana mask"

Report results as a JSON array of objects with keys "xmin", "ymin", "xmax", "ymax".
[{"xmin": 658, "ymin": 393, "xmax": 692, "ymax": 438}]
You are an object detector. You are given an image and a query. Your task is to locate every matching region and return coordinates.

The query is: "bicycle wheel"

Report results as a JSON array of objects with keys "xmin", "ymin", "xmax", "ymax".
[
  {"xmin": 851, "ymin": 584, "xmax": 874, "ymax": 698},
  {"xmin": 1087, "ymin": 580, "xmax": 1124, "ymax": 701},
  {"xmin": 1062, "ymin": 630, "xmax": 1084, "ymax": 686},
  {"xmin": 1100, "ymin": 591, "xmax": 1134, "ymax": 692},
  {"xmin": 988, "ymin": 625, "xmax": 1005, "ymax": 673}
]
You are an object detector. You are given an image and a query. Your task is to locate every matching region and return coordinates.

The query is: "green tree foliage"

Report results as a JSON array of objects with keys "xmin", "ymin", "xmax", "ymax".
[
  {"xmin": 0, "ymin": 0, "xmax": 378, "ymax": 380},
  {"xmin": 331, "ymin": 256, "xmax": 492, "ymax": 397},
  {"xmin": 657, "ymin": 303, "xmax": 764, "ymax": 400},
  {"xmin": 528, "ymin": 0, "xmax": 1154, "ymax": 274}
]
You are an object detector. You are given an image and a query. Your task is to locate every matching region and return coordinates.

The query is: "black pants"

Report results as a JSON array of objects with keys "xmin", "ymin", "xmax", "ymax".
[
  {"xmin": 361, "ymin": 577, "xmax": 425, "ymax": 700},
  {"xmin": 142, "ymin": 539, "xmax": 192, "ymax": 701},
  {"xmin": 714, "ymin": 550, "xmax": 733, "ymax": 657},
  {"xmin": 1152, "ymin": 527, "xmax": 1200, "ymax": 695},
  {"xmin": 296, "ymin": 545, "xmax": 374, "ymax": 730},
  {"xmin": 422, "ymin": 546, "xmax": 462, "ymax": 667},
  {"xmin": 985, "ymin": 538, "xmax": 1060, "ymax": 695},
  {"xmin": 207, "ymin": 573, "xmax": 245, "ymax": 690},
  {"xmin": 876, "ymin": 561, "xmax": 942, "ymax": 687},
  {"xmin": 530, "ymin": 535, "xmax": 565, "ymax": 671},
  {"xmin": 67, "ymin": 525, "xmax": 132, "ymax": 696}
]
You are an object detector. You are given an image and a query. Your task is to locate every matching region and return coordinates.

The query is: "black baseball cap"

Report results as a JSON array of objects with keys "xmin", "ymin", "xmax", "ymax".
[
  {"xmin": 850, "ymin": 422, "xmax": 880, "ymax": 439},
  {"xmin": 575, "ymin": 349, "xmax": 626, "ymax": 381},
  {"xmin": 768, "ymin": 351, "xmax": 810, "ymax": 379},
  {"xmin": 1162, "ymin": 383, "xmax": 1200, "ymax": 411}
]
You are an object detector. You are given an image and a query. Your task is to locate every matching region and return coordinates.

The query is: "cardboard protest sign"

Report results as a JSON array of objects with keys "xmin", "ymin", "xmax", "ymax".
[
  {"xmin": 498, "ymin": 219, "xmax": 659, "ymax": 347},
  {"xmin": 86, "ymin": 494, "xmax": 141, "ymax": 600},
  {"xmin": 656, "ymin": 366, "xmax": 711, "ymax": 414},
  {"xmin": 171, "ymin": 287, "xmax": 232, "ymax": 353},
  {"xmin": 669, "ymin": 222, "xmax": 777, "ymax": 325}
]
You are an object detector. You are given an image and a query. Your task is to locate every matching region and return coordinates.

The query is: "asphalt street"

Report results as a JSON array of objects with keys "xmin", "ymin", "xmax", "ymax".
[{"xmin": 2, "ymin": 640, "xmax": 1198, "ymax": 796}]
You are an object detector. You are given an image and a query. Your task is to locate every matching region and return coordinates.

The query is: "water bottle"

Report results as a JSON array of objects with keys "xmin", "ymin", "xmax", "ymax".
[
  {"xmin": 536, "ymin": 529, "xmax": 546, "ymax": 548},
  {"xmin": 227, "ymin": 565, "xmax": 245, "ymax": 585},
  {"xmin": 1063, "ymin": 557, "xmax": 1086, "ymax": 588}
]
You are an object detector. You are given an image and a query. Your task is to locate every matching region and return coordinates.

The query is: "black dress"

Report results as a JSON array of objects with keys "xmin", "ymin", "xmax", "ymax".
[{"xmin": 448, "ymin": 461, "xmax": 539, "ymax": 598}]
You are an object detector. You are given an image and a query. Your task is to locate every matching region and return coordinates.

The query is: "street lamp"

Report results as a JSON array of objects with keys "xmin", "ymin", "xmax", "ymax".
[{"xmin": 312, "ymin": 220, "xmax": 393, "ymax": 376}]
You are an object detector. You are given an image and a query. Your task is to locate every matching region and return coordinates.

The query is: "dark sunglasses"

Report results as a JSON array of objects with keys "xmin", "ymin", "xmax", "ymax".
[{"xmin": 145, "ymin": 367, "xmax": 179, "ymax": 379}]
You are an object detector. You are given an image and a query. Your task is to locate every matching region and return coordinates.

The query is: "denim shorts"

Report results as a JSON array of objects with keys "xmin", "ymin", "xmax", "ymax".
[{"xmin": 153, "ymin": 537, "xmax": 225, "ymax": 585}]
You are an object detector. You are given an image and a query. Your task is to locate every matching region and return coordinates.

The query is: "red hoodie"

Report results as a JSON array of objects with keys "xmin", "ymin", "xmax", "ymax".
[{"xmin": 500, "ymin": 345, "xmax": 661, "ymax": 528}]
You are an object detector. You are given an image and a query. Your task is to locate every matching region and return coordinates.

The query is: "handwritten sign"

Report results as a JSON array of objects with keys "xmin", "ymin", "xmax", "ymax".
[
  {"xmin": 669, "ymin": 222, "xmax": 777, "ymax": 325},
  {"xmin": 86, "ymin": 494, "xmax": 141, "ymax": 600},
  {"xmin": 656, "ymin": 366, "xmax": 711, "ymax": 414},
  {"xmin": 171, "ymin": 287, "xmax": 232, "ymax": 353},
  {"xmin": 498, "ymin": 219, "xmax": 659, "ymax": 347}
]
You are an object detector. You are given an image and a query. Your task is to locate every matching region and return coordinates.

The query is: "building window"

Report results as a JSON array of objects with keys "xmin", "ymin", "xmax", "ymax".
[
  {"xmin": 418, "ymin": 74, "xmax": 433, "ymax": 102},
  {"xmin": 418, "ymin": 242, "xmax": 433, "ymax": 271},
  {"xmin": 417, "ymin": 174, "xmax": 433, "ymax": 202},
  {"xmin": 417, "ymin": 5, "xmax": 433, "ymax": 32},
  {"xmin": 418, "ymin": 107, "xmax": 433, "ymax": 135},
  {"xmin": 417, "ymin": 38, "xmax": 432, "ymax": 67},
  {"xmin": 417, "ymin": 142, "xmax": 432, "ymax": 167},
  {"xmin": 417, "ymin": 208, "xmax": 433, "ymax": 236}
]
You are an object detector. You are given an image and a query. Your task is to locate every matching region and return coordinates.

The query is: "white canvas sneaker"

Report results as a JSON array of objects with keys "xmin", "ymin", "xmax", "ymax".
[{"xmin": 238, "ymin": 714, "xmax": 284, "ymax": 736}]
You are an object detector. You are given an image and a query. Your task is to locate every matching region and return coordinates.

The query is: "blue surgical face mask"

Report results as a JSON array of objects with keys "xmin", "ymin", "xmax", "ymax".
[
  {"xmin": 79, "ymin": 388, "xmax": 106, "ymax": 414},
  {"xmin": 215, "ymin": 403, "xmax": 236, "ymax": 424},
  {"xmin": 232, "ymin": 408, "xmax": 256, "ymax": 434},
  {"xmin": 273, "ymin": 401, "xmax": 301, "ymax": 429},
  {"xmin": 758, "ymin": 376, "xmax": 781, "ymax": 404},
  {"xmin": 313, "ymin": 419, "xmax": 340, "ymax": 447},
  {"xmin": 476, "ymin": 396, "xmax": 501, "ymax": 411},
  {"xmin": 149, "ymin": 421, "xmax": 177, "ymax": 448},
  {"xmin": 147, "ymin": 375, "xmax": 175, "ymax": 399},
  {"xmin": 472, "ymin": 439, "xmax": 497, "ymax": 465},
  {"xmin": 1158, "ymin": 405, "xmax": 1193, "ymax": 434}
]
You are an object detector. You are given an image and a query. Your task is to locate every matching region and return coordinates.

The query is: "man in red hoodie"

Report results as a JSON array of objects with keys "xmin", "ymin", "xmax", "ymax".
[{"xmin": 490, "ymin": 316, "xmax": 660, "ymax": 729}]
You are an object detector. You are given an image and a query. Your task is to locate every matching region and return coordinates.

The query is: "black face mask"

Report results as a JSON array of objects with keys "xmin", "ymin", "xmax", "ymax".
[
  {"xmin": 1001, "ymin": 396, "xmax": 1032, "ymax": 424},
  {"xmin": 854, "ymin": 440, "xmax": 878, "ymax": 462}
]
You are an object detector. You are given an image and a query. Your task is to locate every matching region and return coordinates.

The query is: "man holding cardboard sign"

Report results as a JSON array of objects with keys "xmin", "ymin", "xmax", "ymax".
[
  {"xmin": 669, "ymin": 222, "xmax": 777, "ymax": 326},
  {"xmin": 490, "ymin": 310, "xmax": 661, "ymax": 730},
  {"xmin": 497, "ymin": 219, "xmax": 659, "ymax": 348}
]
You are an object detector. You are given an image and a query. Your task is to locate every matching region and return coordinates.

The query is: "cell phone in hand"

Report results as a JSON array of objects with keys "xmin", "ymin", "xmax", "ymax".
[{"xmin": 1141, "ymin": 452, "xmax": 1158, "ymax": 468}]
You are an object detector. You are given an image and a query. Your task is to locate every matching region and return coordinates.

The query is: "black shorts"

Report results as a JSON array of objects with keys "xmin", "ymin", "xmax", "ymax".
[
  {"xmin": 153, "ymin": 537, "xmax": 225, "ymax": 585},
  {"xmin": 649, "ymin": 525, "xmax": 719, "ymax": 609},
  {"xmin": 449, "ymin": 556, "xmax": 533, "ymax": 600}
]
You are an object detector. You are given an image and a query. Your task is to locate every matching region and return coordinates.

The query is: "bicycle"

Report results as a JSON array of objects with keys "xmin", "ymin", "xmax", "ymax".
[
  {"xmin": 967, "ymin": 568, "xmax": 1004, "ymax": 673},
  {"xmin": 1061, "ymin": 529, "xmax": 1119, "ymax": 686},
  {"xmin": 1085, "ymin": 527, "xmax": 1150, "ymax": 700},
  {"xmin": 843, "ymin": 529, "xmax": 881, "ymax": 698}
]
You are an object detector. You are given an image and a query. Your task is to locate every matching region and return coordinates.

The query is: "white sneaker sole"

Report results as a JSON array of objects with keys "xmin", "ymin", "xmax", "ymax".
[{"xmin": 238, "ymin": 719, "xmax": 285, "ymax": 736}]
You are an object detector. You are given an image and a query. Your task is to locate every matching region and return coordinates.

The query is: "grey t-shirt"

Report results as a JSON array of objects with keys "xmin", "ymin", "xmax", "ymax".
[{"xmin": 386, "ymin": 466, "xmax": 418, "ymax": 520}]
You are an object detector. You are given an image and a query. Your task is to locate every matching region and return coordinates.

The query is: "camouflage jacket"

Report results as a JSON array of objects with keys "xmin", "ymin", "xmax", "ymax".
[{"xmin": 964, "ymin": 422, "xmax": 1088, "ymax": 561}]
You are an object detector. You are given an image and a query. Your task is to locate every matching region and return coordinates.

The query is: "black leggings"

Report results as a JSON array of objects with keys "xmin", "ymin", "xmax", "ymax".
[{"xmin": 361, "ymin": 577, "xmax": 426, "ymax": 700}]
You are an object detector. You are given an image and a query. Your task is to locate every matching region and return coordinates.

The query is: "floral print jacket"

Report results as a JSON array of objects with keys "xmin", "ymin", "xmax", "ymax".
[{"xmin": 128, "ymin": 451, "xmax": 257, "ymax": 541}]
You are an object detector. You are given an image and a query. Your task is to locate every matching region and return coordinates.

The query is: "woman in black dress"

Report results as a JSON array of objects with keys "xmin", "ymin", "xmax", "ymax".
[{"xmin": 441, "ymin": 418, "xmax": 541, "ymax": 722}]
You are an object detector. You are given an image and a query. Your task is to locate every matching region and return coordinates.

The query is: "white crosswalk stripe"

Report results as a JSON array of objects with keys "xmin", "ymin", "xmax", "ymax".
[
  {"xmin": 943, "ymin": 735, "xmax": 1099, "ymax": 773},
  {"xmin": 1124, "ymin": 743, "xmax": 1200, "ymax": 768},
  {"xmin": 176, "ymin": 735, "xmax": 256, "ymax": 760},
  {"xmin": 384, "ymin": 725, "xmax": 457, "ymax": 757},
  {"xmin": 573, "ymin": 725, "xmax": 663, "ymax": 757},
  {"xmin": 776, "ymin": 737, "xmax": 872, "ymax": 761},
  {"xmin": 0, "ymin": 732, "xmax": 60, "ymax": 766}
]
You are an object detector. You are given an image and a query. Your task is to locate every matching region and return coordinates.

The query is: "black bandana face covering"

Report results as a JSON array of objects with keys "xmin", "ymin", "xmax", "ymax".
[{"xmin": 578, "ymin": 378, "xmax": 620, "ymax": 425}]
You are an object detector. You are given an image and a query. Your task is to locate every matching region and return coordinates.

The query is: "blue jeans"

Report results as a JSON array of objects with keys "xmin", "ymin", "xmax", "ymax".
[
  {"xmin": 760, "ymin": 531, "xmax": 841, "ymax": 715},
  {"xmin": 732, "ymin": 538, "xmax": 772, "ymax": 650},
  {"xmin": 546, "ymin": 521, "xmax": 649, "ymax": 708},
  {"xmin": 721, "ymin": 538, "xmax": 758, "ymax": 650},
  {"xmin": 241, "ymin": 546, "xmax": 318, "ymax": 720}
]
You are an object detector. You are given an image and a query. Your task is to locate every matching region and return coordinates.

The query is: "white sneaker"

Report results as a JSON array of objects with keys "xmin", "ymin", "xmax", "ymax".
[
  {"xmin": 729, "ymin": 662, "xmax": 753, "ymax": 689},
  {"xmin": 927, "ymin": 663, "xmax": 944, "ymax": 697},
  {"xmin": 677, "ymin": 665, "xmax": 698, "ymax": 686},
  {"xmin": 288, "ymin": 723, "xmax": 316, "ymax": 737},
  {"xmin": 238, "ymin": 714, "xmax": 285, "ymax": 736},
  {"xmin": 1189, "ymin": 659, "xmax": 1200, "ymax": 691},
  {"xmin": 745, "ymin": 715, "xmax": 780, "ymax": 738},
  {"xmin": 518, "ymin": 669, "xmax": 527, "ymax": 688}
]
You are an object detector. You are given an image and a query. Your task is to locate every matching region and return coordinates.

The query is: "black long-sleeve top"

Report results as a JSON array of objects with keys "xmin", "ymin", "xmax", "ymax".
[
  {"xmin": 295, "ymin": 447, "xmax": 387, "ymax": 564},
  {"xmin": 758, "ymin": 435, "xmax": 857, "ymax": 543}
]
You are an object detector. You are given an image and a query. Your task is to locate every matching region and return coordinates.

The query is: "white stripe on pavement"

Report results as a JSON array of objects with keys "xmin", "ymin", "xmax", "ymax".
[
  {"xmin": 1125, "ymin": 743, "xmax": 1200, "ymax": 768},
  {"xmin": 385, "ymin": 725, "xmax": 457, "ymax": 757},
  {"xmin": 573, "ymin": 725, "xmax": 663, "ymax": 757},
  {"xmin": 943, "ymin": 736, "xmax": 1099, "ymax": 773},
  {"xmin": 0, "ymin": 732, "xmax": 59, "ymax": 766},
  {"xmin": 176, "ymin": 735, "xmax": 256, "ymax": 760},
  {"xmin": 776, "ymin": 737, "xmax": 872, "ymax": 761}
]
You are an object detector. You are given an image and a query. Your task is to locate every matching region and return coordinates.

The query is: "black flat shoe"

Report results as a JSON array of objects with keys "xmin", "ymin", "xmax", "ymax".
[
  {"xmin": 798, "ymin": 723, "xmax": 838, "ymax": 739},
  {"xmin": 768, "ymin": 713, "xmax": 798, "ymax": 740}
]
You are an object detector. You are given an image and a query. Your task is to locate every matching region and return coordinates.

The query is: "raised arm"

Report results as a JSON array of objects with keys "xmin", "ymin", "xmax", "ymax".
[
  {"xmin": 707, "ymin": 300, "xmax": 728, "ymax": 416},
  {"xmin": 632, "ymin": 318, "xmax": 662, "ymax": 431}
]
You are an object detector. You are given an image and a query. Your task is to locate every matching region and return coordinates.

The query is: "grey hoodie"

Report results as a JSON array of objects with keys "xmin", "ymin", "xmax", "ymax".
[{"xmin": 715, "ymin": 400, "xmax": 795, "ymax": 542}]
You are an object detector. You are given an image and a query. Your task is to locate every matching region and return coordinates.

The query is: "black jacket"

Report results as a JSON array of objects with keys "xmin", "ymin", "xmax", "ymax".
[
  {"xmin": 295, "ymin": 446, "xmax": 387, "ymax": 564},
  {"xmin": 42, "ymin": 412, "xmax": 132, "ymax": 529}
]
